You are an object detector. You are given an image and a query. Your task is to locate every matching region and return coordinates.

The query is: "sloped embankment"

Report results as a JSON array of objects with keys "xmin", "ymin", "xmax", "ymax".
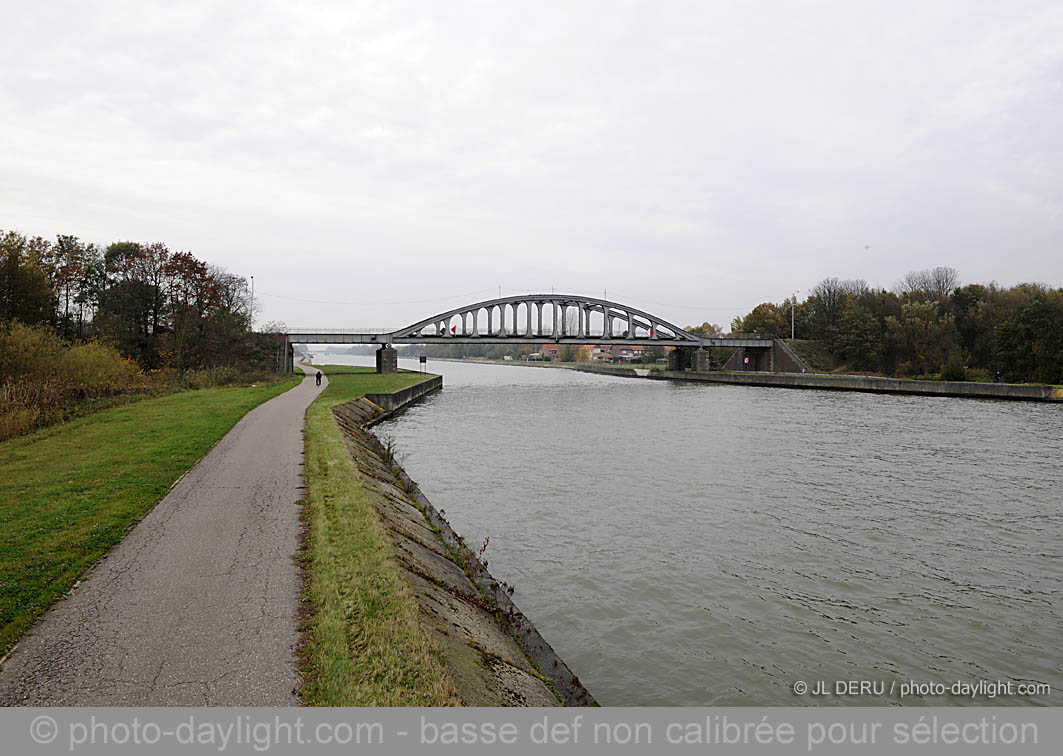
[{"xmin": 331, "ymin": 392, "xmax": 595, "ymax": 706}]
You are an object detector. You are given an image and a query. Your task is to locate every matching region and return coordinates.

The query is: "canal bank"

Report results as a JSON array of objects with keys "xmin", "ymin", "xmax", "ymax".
[
  {"xmin": 300, "ymin": 365, "xmax": 594, "ymax": 706},
  {"xmin": 419, "ymin": 357, "xmax": 1062, "ymax": 402},
  {"xmin": 568, "ymin": 364, "xmax": 1063, "ymax": 402}
]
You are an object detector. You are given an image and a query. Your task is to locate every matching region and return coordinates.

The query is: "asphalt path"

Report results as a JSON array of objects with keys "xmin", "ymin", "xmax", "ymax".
[{"xmin": 0, "ymin": 365, "xmax": 326, "ymax": 705}]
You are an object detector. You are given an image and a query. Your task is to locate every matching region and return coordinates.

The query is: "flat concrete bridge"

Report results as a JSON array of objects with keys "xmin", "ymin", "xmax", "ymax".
[{"xmin": 283, "ymin": 293, "xmax": 792, "ymax": 373}]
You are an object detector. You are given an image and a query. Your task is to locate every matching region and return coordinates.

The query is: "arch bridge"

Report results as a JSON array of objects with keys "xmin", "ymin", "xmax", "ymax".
[{"xmin": 283, "ymin": 293, "xmax": 776, "ymax": 372}]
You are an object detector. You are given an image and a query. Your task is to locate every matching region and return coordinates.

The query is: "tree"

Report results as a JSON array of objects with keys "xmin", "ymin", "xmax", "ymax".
[
  {"xmin": 832, "ymin": 296, "xmax": 882, "ymax": 370},
  {"xmin": 96, "ymin": 241, "xmax": 171, "ymax": 365},
  {"xmin": 734, "ymin": 302, "xmax": 787, "ymax": 335},
  {"xmin": 895, "ymin": 266, "xmax": 960, "ymax": 300},
  {"xmin": 0, "ymin": 231, "xmax": 53, "ymax": 325},
  {"xmin": 641, "ymin": 344, "xmax": 665, "ymax": 362},
  {"xmin": 806, "ymin": 278, "xmax": 845, "ymax": 340},
  {"xmin": 685, "ymin": 322, "xmax": 722, "ymax": 337},
  {"xmin": 884, "ymin": 300, "xmax": 960, "ymax": 376},
  {"xmin": 162, "ymin": 250, "xmax": 218, "ymax": 370},
  {"xmin": 991, "ymin": 288, "xmax": 1063, "ymax": 383}
]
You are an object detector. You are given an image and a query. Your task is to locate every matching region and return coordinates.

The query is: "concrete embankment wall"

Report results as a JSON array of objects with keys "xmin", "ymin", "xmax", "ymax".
[
  {"xmin": 572, "ymin": 364, "xmax": 1063, "ymax": 402},
  {"xmin": 332, "ymin": 379, "xmax": 596, "ymax": 707},
  {"xmin": 364, "ymin": 375, "xmax": 443, "ymax": 416}
]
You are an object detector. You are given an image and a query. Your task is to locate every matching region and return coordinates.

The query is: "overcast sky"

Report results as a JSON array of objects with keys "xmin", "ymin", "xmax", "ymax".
[{"xmin": 3, "ymin": 0, "xmax": 1061, "ymax": 331}]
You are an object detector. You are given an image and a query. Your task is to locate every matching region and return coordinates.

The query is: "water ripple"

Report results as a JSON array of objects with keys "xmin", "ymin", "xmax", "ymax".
[{"xmin": 346, "ymin": 357, "xmax": 1062, "ymax": 706}]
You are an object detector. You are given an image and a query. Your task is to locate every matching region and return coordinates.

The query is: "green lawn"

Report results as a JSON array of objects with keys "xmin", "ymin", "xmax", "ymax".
[
  {"xmin": 300, "ymin": 365, "xmax": 459, "ymax": 705},
  {"xmin": 308, "ymin": 364, "xmax": 429, "ymax": 402},
  {"xmin": 0, "ymin": 377, "xmax": 299, "ymax": 654}
]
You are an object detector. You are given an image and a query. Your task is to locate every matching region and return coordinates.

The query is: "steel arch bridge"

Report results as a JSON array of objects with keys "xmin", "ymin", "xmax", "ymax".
[{"xmin": 283, "ymin": 293, "xmax": 773, "ymax": 371}]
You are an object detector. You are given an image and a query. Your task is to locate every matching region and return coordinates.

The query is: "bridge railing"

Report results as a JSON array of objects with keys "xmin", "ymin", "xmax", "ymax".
[{"xmin": 287, "ymin": 328, "xmax": 396, "ymax": 335}]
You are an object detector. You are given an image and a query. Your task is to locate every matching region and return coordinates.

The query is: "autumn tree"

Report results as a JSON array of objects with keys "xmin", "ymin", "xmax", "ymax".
[
  {"xmin": 0, "ymin": 231, "xmax": 53, "ymax": 324},
  {"xmin": 685, "ymin": 322, "xmax": 722, "ymax": 336},
  {"xmin": 732, "ymin": 302, "xmax": 787, "ymax": 335}
]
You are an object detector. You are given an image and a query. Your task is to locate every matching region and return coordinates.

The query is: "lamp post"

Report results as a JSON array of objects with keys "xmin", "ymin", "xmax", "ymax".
[
  {"xmin": 250, "ymin": 276, "xmax": 254, "ymax": 330},
  {"xmin": 791, "ymin": 292, "xmax": 797, "ymax": 340}
]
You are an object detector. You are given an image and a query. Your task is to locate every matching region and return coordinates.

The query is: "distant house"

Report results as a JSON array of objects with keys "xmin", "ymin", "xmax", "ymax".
[
  {"xmin": 540, "ymin": 344, "xmax": 562, "ymax": 360},
  {"xmin": 606, "ymin": 344, "xmax": 644, "ymax": 363}
]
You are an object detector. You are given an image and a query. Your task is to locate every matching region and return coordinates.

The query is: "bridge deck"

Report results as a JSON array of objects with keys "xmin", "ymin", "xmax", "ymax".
[{"xmin": 284, "ymin": 332, "xmax": 775, "ymax": 348}]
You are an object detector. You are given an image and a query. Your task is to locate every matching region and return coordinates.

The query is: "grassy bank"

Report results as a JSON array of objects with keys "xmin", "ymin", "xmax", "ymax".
[
  {"xmin": 299, "ymin": 365, "xmax": 459, "ymax": 705},
  {"xmin": 0, "ymin": 376, "xmax": 299, "ymax": 655}
]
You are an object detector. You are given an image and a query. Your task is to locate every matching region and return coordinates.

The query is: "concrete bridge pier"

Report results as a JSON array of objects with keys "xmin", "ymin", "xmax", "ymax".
[
  {"xmin": 284, "ymin": 342, "xmax": 294, "ymax": 374},
  {"xmin": 669, "ymin": 347, "xmax": 697, "ymax": 371},
  {"xmin": 375, "ymin": 345, "xmax": 398, "ymax": 374}
]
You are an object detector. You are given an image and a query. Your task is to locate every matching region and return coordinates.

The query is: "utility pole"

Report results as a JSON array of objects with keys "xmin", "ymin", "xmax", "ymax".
[
  {"xmin": 250, "ymin": 276, "xmax": 255, "ymax": 330},
  {"xmin": 791, "ymin": 291, "xmax": 796, "ymax": 340}
]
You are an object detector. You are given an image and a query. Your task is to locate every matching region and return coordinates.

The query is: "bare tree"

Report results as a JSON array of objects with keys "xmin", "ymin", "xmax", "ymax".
[
  {"xmin": 926, "ymin": 266, "xmax": 960, "ymax": 298},
  {"xmin": 209, "ymin": 265, "xmax": 250, "ymax": 320},
  {"xmin": 808, "ymin": 277, "xmax": 847, "ymax": 330},
  {"xmin": 895, "ymin": 267, "xmax": 959, "ymax": 299},
  {"xmin": 840, "ymin": 279, "xmax": 870, "ymax": 297}
]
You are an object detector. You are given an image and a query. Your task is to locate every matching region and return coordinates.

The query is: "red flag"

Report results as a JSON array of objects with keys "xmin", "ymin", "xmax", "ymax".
[{"xmin": 451, "ymin": 326, "xmax": 457, "ymax": 334}]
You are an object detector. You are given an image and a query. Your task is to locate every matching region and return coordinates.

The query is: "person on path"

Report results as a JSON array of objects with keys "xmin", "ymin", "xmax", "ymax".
[{"xmin": 315, "ymin": 371, "xmax": 322, "ymax": 386}]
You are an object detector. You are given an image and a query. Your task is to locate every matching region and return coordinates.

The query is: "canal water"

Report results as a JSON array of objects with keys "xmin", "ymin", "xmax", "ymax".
[{"xmin": 325, "ymin": 355, "xmax": 1061, "ymax": 706}]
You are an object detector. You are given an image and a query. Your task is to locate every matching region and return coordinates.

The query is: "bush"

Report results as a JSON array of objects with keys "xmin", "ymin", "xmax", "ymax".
[
  {"xmin": 0, "ymin": 322, "xmax": 139, "ymax": 388},
  {"xmin": 0, "ymin": 322, "xmax": 287, "ymax": 441},
  {"xmin": 0, "ymin": 323, "xmax": 144, "ymax": 440},
  {"xmin": 940, "ymin": 353, "xmax": 967, "ymax": 382}
]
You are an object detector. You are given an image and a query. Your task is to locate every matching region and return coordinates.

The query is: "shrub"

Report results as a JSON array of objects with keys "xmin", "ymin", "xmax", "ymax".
[
  {"xmin": 940, "ymin": 353, "xmax": 967, "ymax": 382},
  {"xmin": 0, "ymin": 322, "xmax": 285, "ymax": 441},
  {"xmin": 0, "ymin": 323, "xmax": 144, "ymax": 440}
]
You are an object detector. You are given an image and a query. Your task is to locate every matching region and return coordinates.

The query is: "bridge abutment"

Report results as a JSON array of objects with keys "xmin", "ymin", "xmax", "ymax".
[
  {"xmin": 375, "ymin": 345, "xmax": 398, "ymax": 374},
  {"xmin": 669, "ymin": 347, "xmax": 698, "ymax": 371}
]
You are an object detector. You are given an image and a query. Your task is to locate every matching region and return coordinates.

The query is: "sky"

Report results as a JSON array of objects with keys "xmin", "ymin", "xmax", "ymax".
[{"xmin": 2, "ymin": 0, "xmax": 1061, "ymax": 332}]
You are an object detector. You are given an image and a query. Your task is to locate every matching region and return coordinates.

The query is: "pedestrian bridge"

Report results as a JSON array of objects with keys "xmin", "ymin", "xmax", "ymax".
[{"xmin": 283, "ymin": 293, "xmax": 775, "ymax": 372}]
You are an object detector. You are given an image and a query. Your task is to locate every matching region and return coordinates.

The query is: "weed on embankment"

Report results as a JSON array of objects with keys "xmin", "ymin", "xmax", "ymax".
[{"xmin": 298, "ymin": 366, "xmax": 460, "ymax": 706}]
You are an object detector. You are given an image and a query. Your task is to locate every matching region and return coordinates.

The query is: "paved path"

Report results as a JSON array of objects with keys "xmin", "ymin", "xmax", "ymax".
[{"xmin": 0, "ymin": 366, "xmax": 326, "ymax": 705}]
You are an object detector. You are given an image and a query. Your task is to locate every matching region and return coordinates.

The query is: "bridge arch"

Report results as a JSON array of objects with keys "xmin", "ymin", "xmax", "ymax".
[
  {"xmin": 391, "ymin": 293, "xmax": 702, "ymax": 344},
  {"xmin": 281, "ymin": 293, "xmax": 780, "ymax": 372}
]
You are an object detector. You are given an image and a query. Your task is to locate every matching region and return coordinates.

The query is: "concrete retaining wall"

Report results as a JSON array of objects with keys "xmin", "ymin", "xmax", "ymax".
[
  {"xmin": 571, "ymin": 365, "xmax": 1063, "ymax": 402},
  {"xmin": 364, "ymin": 375, "xmax": 443, "ymax": 415},
  {"xmin": 331, "ymin": 376, "xmax": 596, "ymax": 706}
]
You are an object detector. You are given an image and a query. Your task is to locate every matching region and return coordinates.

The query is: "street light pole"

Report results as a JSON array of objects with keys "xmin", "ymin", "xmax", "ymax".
[
  {"xmin": 250, "ymin": 276, "xmax": 255, "ymax": 330},
  {"xmin": 791, "ymin": 292, "xmax": 796, "ymax": 340}
]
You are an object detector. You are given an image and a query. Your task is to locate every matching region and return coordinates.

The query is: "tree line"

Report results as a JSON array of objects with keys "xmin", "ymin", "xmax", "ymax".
[
  {"xmin": 729, "ymin": 267, "xmax": 1063, "ymax": 383},
  {"xmin": 1, "ymin": 228, "xmax": 276, "ymax": 372}
]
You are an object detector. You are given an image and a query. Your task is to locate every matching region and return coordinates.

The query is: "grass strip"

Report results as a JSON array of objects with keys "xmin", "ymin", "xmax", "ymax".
[
  {"xmin": 299, "ymin": 365, "xmax": 459, "ymax": 705},
  {"xmin": 0, "ymin": 376, "xmax": 299, "ymax": 654}
]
